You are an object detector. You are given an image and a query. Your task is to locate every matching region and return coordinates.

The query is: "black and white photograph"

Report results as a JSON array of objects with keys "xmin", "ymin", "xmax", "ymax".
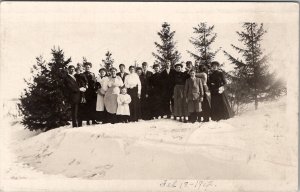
[{"xmin": 0, "ymin": 2, "xmax": 298, "ymax": 192}]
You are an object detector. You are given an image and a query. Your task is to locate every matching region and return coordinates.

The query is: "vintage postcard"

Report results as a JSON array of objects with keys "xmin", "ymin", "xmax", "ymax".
[{"xmin": 0, "ymin": 2, "xmax": 298, "ymax": 192}]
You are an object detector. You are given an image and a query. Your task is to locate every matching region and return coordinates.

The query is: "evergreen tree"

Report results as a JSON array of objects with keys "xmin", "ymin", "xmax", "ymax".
[
  {"xmin": 101, "ymin": 51, "xmax": 114, "ymax": 71},
  {"xmin": 224, "ymin": 23, "xmax": 285, "ymax": 110},
  {"xmin": 18, "ymin": 47, "xmax": 72, "ymax": 131},
  {"xmin": 188, "ymin": 23, "xmax": 220, "ymax": 68},
  {"xmin": 152, "ymin": 22, "xmax": 182, "ymax": 69}
]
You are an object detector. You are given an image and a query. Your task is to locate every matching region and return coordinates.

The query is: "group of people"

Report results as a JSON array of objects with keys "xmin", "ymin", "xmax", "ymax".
[{"xmin": 64, "ymin": 60, "xmax": 234, "ymax": 127}]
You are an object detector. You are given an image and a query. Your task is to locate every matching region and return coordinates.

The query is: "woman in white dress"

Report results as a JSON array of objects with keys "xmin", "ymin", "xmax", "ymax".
[
  {"xmin": 124, "ymin": 66, "xmax": 141, "ymax": 122},
  {"xmin": 95, "ymin": 68, "xmax": 109, "ymax": 123},
  {"xmin": 104, "ymin": 67, "xmax": 124, "ymax": 123}
]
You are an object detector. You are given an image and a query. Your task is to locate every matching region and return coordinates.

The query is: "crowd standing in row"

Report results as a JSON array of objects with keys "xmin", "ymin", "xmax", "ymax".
[{"xmin": 64, "ymin": 60, "xmax": 234, "ymax": 127}]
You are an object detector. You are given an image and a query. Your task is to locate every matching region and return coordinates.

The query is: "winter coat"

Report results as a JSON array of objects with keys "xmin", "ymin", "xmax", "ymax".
[
  {"xmin": 184, "ymin": 77, "xmax": 204, "ymax": 101},
  {"xmin": 64, "ymin": 75, "xmax": 81, "ymax": 104}
]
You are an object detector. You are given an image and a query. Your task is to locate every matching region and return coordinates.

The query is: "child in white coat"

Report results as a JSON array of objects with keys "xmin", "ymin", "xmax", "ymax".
[{"xmin": 116, "ymin": 87, "xmax": 132, "ymax": 123}]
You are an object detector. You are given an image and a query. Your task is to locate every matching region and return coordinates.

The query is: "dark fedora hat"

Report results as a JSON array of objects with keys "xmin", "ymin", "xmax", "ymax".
[
  {"xmin": 152, "ymin": 64, "xmax": 160, "ymax": 68},
  {"xmin": 174, "ymin": 63, "xmax": 183, "ymax": 68},
  {"xmin": 211, "ymin": 61, "xmax": 220, "ymax": 67}
]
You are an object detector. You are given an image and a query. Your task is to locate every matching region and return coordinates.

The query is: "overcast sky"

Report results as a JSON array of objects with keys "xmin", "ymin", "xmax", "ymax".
[{"xmin": 0, "ymin": 2, "xmax": 298, "ymax": 99}]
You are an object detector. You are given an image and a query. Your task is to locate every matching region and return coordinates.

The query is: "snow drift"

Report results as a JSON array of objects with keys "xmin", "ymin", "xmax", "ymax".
[{"xmin": 3, "ymin": 96, "xmax": 297, "ymax": 180}]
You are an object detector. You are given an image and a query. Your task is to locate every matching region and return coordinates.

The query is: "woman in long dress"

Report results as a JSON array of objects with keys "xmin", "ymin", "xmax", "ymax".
[
  {"xmin": 173, "ymin": 63, "xmax": 188, "ymax": 122},
  {"xmin": 148, "ymin": 64, "xmax": 163, "ymax": 119},
  {"xmin": 196, "ymin": 65, "xmax": 211, "ymax": 122},
  {"xmin": 104, "ymin": 67, "xmax": 124, "ymax": 123},
  {"xmin": 95, "ymin": 68, "xmax": 109, "ymax": 123},
  {"xmin": 124, "ymin": 65, "xmax": 141, "ymax": 122},
  {"xmin": 208, "ymin": 61, "xmax": 234, "ymax": 121}
]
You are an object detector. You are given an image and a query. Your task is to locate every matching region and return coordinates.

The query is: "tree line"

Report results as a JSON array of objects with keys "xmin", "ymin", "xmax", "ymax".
[{"xmin": 18, "ymin": 22, "xmax": 286, "ymax": 131}]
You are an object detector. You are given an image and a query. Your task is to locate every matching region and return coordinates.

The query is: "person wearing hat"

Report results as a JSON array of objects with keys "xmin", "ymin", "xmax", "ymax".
[
  {"xmin": 148, "ymin": 64, "xmax": 163, "ymax": 119},
  {"xmin": 95, "ymin": 68, "xmax": 109, "ymax": 123},
  {"xmin": 83, "ymin": 62, "xmax": 98, "ymax": 125},
  {"xmin": 124, "ymin": 65, "xmax": 141, "ymax": 122},
  {"xmin": 173, "ymin": 63, "xmax": 188, "ymax": 122},
  {"xmin": 64, "ymin": 65, "xmax": 86, "ymax": 127},
  {"xmin": 160, "ymin": 60, "xmax": 176, "ymax": 118},
  {"xmin": 184, "ymin": 69, "xmax": 204, "ymax": 123},
  {"xmin": 138, "ymin": 62, "xmax": 153, "ymax": 120},
  {"xmin": 104, "ymin": 67, "xmax": 124, "ymax": 123},
  {"xmin": 116, "ymin": 63, "xmax": 128, "ymax": 82},
  {"xmin": 208, "ymin": 61, "xmax": 233, "ymax": 121}
]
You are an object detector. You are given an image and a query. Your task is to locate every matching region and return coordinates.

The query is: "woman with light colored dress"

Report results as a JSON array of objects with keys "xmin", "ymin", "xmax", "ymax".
[
  {"xmin": 104, "ymin": 67, "xmax": 124, "ymax": 123},
  {"xmin": 95, "ymin": 68, "xmax": 109, "ymax": 123}
]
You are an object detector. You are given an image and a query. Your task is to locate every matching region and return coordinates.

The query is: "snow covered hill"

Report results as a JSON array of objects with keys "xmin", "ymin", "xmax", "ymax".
[{"xmin": 1, "ymin": 96, "xmax": 297, "ymax": 182}]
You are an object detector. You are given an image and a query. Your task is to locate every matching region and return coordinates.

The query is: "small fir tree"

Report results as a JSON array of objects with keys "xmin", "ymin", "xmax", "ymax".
[{"xmin": 101, "ymin": 51, "xmax": 114, "ymax": 71}]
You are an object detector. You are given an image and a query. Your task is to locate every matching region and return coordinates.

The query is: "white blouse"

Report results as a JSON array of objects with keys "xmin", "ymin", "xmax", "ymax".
[
  {"xmin": 124, "ymin": 73, "xmax": 141, "ymax": 95},
  {"xmin": 107, "ymin": 76, "xmax": 123, "ymax": 87},
  {"xmin": 96, "ymin": 76, "xmax": 109, "ymax": 95},
  {"xmin": 107, "ymin": 76, "xmax": 124, "ymax": 94}
]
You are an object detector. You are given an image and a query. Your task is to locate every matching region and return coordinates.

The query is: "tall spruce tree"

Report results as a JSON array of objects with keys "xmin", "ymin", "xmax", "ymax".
[
  {"xmin": 152, "ymin": 22, "xmax": 181, "ymax": 69},
  {"xmin": 18, "ymin": 47, "xmax": 72, "ymax": 131},
  {"xmin": 224, "ymin": 23, "xmax": 282, "ymax": 110},
  {"xmin": 188, "ymin": 23, "xmax": 220, "ymax": 68}
]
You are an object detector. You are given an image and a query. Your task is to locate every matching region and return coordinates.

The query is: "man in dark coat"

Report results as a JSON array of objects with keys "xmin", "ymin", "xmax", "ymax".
[
  {"xmin": 74, "ymin": 65, "xmax": 88, "ymax": 122},
  {"xmin": 160, "ymin": 61, "xmax": 176, "ymax": 118},
  {"xmin": 208, "ymin": 61, "xmax": 234, "ymax": 121},
  {"xmin": 83, "ymin": 62, "xmax": 98, "ymax": 125},
  {"xmin": 116, "ymin": 63, "xmax": 128, "ymax": 82},
  {"xmin": 137, "ymin": 62, "xmax": 153, "ymax": 120},
  {"xmin": 64, "ymin": 65, "xmax": 85, "ymax": 127}
]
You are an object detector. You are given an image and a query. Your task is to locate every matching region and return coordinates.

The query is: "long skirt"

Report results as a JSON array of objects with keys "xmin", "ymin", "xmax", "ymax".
[
  {"xmin": 200, "ymin": 92, "xmax": 211, "ymax": 120},
  {"xmin": 187, "ymin": 99, "xmax": 202, "ymax": 113},
  {"xmin": 211, "ymin": 92, "xmax": 234, "ymax": 121},
  {"xmin": 96, "ymin": 94, "xmax": 105, "ymax": 111},
  {"xmin": 127, "ymin": 86, "xmax": 141, "ymax": 122},
  {"xmin": 140, "ymin": 96, "xmax": 151, "ymax": 120},
  {"xmin": 173, "ymin": 85, "xmax": 187, "ymax": 117},
  {"xmin": 104, "ymin": 87, "xmax": 118, "ymax": 114},
  {"xmin": 149, "ymin": 90, "xmax": 163, "ymax": 118}
]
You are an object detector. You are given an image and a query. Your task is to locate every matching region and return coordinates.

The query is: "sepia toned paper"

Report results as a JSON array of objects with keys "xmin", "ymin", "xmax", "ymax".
[{"xmin": 0, "ymin": 2, "xmax": 298, "ymax": 192}]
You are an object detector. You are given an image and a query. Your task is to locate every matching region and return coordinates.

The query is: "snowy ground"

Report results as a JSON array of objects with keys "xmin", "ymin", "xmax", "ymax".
[{"xmin": 0, "ymin": 96, "xmax": 298, "ymax": 190}]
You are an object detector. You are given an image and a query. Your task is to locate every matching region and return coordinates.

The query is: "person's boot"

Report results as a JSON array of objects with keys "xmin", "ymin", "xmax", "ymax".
[
  {"xmin": 92, "ymin": 120, "xmax": 99, "ymax": 124},
  {"xmin": 191, "ymin": 113, "xmax": 197, "ymax": 123},
  {"xmin": 87, "ymin": 120, "xmax": 90, "ymax": 125},
  {"xmin": 197, "ymin": 113, "xmax": 202, "ymax": 122},
  {"xmin": 203, "ymin": 117, "xmax": 209, "ymax": 122}
]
